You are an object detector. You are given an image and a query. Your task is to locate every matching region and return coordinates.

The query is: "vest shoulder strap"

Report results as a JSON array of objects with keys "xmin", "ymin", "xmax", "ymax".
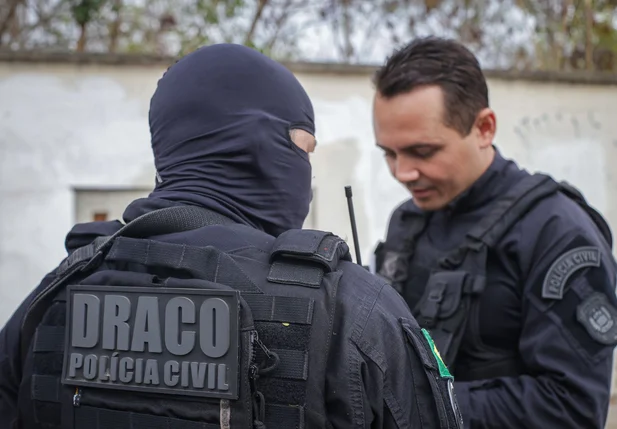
[
  {"xmin": 267, "ymin": 229, "xmax": 352, "ymax": 288},
  {"xmin": 440, "ymin": 173, "xmax": 559, "ymax": 268},
  {"xmin": 458, "ymin": 173, "xmax": 612, "ymax": 256},
  {"xmin": 467, "ymin": 173, "xmax": 560, "ymax": 249},
  {"xmin": 557, "ymin": 180, "xmax": 613, "ymax": 248}
]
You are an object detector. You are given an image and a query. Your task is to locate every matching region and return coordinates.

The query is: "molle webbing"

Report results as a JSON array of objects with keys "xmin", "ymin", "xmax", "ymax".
[{"xmin": 255, "ymin": 228, "xmax": 350, "ymax": 425}]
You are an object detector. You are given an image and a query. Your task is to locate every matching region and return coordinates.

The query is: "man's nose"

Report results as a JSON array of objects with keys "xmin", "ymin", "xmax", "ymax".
[{"xmin": 394, "ymin": 156, "xmax": 420, "ymax": 183}]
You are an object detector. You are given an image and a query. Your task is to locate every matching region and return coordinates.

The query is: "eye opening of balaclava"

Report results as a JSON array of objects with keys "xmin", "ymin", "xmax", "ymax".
[
  {"xmin": 148, "ymin": 43, "xmax": 315, "ymax": 237},
  {"xmin": 287, "ymin": 125, "xmax": 317, "ymax": 161}
]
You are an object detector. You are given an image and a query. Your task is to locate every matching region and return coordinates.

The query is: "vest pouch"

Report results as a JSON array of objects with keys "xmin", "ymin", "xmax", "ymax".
[
  {"xmin": 415, "ymin": 270, "xmax": 484, "ymax": 368},
  {"xmin": 374, "ymin": 241, "xmax": 411, "ymax": 294},
  {"xmin": 63, "ymin": 327, "xmax": 258, "ymax": 429},
  {"xmin": 65, "ymin": 383, "xmax": 224, "ymax": 428}
]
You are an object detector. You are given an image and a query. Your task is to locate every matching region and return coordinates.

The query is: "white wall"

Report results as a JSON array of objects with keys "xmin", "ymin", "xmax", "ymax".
[{"xmin": 1, "ymin": 60, "xmax": 617, "ymax": 327}]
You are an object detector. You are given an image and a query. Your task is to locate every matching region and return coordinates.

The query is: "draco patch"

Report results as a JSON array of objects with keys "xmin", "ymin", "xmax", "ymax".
[{"xmin": 61, "ymin": 285, "xmax": 241, "ymax": 399}]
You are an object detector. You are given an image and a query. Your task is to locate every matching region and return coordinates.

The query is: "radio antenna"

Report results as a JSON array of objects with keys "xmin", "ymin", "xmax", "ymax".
[{"xmin": 344, "ymin": 185, "xmax": 362, "ymax": 266}]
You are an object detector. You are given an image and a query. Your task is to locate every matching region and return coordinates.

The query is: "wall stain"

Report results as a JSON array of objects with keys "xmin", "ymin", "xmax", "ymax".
[
  {"xmin": 513, "ymin": 110, "xmax": 607, "ymax": 151},
  {"xmin": 511, "ymin": 109, "xmax": 612, "ymax": 215}
]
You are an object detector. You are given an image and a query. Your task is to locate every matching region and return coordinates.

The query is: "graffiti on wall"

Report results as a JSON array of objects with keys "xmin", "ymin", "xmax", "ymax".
[
  {"xmin": 510, "ymin": 109, "xmax": 612, "ymax": 214},
  {"xmin": 513, "ymin": 110, "xmax": 604, "ymax": 148}
]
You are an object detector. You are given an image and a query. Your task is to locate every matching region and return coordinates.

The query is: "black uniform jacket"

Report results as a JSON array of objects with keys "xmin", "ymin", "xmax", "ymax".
[{"xmin": 383, "ymin": 150, "xmax": 617, "ymax": 428}]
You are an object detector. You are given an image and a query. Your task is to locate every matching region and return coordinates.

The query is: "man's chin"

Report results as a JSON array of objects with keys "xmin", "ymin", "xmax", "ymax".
[{"xmin": 411, "ymin": 195, "xmax": 447, "ymax": 212}]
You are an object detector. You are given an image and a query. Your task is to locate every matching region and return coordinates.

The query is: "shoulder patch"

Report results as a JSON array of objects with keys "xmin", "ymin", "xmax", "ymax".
[
  {"xmin": 576, "ymin": 292, "xmax": 617, "ymax": 346},
  {"xmin": 542, "ymin": 246, "xmax": 601, "ymax": 300}
]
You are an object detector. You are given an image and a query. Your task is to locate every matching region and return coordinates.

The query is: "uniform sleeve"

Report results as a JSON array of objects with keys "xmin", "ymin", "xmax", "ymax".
[
  {"xmin": 0, "ymin": 272, "xmax": 57, "ymax": 425},
  {"xmin": 455, "ymin": 217, "xmax": 617, "ymax": 429},
  {"xmin": 326, "ymin": 273, "xmax": 463, "ymax": 429}
]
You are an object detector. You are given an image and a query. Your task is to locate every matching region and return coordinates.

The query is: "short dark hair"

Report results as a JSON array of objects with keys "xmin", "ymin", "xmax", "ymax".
[{"xmin": 373, "ymin": 36, "xmax": 489, "ymax": 136}]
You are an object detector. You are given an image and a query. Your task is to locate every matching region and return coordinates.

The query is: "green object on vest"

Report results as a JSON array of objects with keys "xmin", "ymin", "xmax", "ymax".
[{"xmin": 422, "ymin": 328, "xmax": 453, "ymax": 379}]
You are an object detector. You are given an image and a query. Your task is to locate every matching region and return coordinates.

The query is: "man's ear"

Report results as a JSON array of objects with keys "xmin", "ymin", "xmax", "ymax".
[{"xmin": 474, "ymin": 108, "xmax": 496, "ymax": 148}]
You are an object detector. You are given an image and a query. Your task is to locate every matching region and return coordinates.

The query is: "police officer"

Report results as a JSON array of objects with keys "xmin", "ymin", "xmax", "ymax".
[
  {"xmin": 372, "ymin": 36, "xmax": 617, "ymax": 428},
  {"xmin": 0, "ymin": 44, "xmax": 463, "ymax": 429}
]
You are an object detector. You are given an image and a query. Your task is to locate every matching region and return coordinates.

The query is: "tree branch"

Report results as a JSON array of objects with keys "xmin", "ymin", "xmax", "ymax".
[
  {"xmin": 0, "ymin": 0, "xmax": 24, "ymax": 44},
  {"xmin": 244, "ymin": 0, "xmax": 269, "ymax": 46}
]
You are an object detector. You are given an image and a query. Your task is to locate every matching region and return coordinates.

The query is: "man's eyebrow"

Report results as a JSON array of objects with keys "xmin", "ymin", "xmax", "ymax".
[
  {"xmin": 376, "ymin": 142, "xmax": 441, "ymax": 151},
  {"xmin": 404, "ymin": 143, "xmax": 441, "ymax": 150}
]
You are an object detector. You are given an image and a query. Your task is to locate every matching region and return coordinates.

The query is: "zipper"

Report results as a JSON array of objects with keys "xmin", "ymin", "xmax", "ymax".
[
  {"xmin": 248, "ymin": 329, "xmax": 270, "ymax": 424},
  {"xmin": 248, "ymin": 330, "xmax": 259, "ymax": 422},
  {"xmin": 248, "ymin": 330, "xmax": 262, "ymax": 389},
  {"xmin": 249, "ymin": 331, "xmax": 257, "ymax": 378}
]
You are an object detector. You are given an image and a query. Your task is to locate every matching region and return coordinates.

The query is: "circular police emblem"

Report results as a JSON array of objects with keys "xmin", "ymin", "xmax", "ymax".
[
  {"xmin": 380, "ymin": 251, "xmax": 408, "ymax": 283},
  {"xmin": 447, "ymin": 378, "xmax": 464, "ymax": 429},
  {"xmin": 576, "ymin": 292, "xmax": 617, "ymax": 346}
]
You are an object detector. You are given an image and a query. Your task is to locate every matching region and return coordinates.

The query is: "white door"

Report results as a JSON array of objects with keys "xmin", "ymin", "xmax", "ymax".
[{"xmin": 74, "ymin": 188, "xmax": 152, "ymax": 224}]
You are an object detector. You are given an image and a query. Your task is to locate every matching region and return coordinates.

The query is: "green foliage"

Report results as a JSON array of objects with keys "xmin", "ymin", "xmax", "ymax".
[
  {"xmin": 516, "ymin": 0, "xmax": 617, "ymax": 71},
  {"xmin": 70, "ymin": 0, "xmax": 107, "ymax": 26}
]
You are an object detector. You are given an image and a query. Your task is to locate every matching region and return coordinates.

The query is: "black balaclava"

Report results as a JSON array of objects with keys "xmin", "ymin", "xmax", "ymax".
[{"xmin": 147, "ymin": 43, "xmax": 315, "ymax": 237}]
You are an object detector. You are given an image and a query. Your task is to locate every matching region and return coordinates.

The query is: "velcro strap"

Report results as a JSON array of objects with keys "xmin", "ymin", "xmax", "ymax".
[
  {"xmin": 265, "ymin": 404, "xmax": 305, "ymax": 429},
  {"xmin": 32, "ymin": 375, "xmax": 61, "ymax": 403},
  {"xmin": 268, "ymin": 260, "xmax": 323, "ymax": 288},
  {"xmin": 243, "ymin": 294, "xmax": 314, "ymax": 325},
  {"xmin": 269, "ymin": 229, "xmax": 351, "ymax": 272},
  {"xmin": 256, "ymin": 348, "xmax": 308, "ymax": 380},
  {"xmin": 33, "ymin": 326, "xmax": 65, "ymax": 352},
  {"xmin": 74, "ymin": 406, "xmax": 220, "ymax": 429}
]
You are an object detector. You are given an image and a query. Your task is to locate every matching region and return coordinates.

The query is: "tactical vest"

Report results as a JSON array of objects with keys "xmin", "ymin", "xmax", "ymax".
[
  {"xmin": 374, "ymin": 173, "xmax": 613, "ymax": 380},
  {"xmin": 17, "ymin": 205, "xmax": 351, "ymax": 429}
]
